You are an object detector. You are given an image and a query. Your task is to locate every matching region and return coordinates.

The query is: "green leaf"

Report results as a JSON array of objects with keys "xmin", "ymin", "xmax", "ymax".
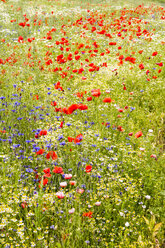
[
  {"xmin": 159, "ymin": 191, "xmax": 165, "ymax": 197},
  {"xmin": 143, "ymin": 216, "xmax": 149, "ymax": 226},
  {"xmin": 153, "ymin": 223, "xmax": 162, "ymax": 234},
  {"xmin": 56, "ymin": 243, "xmax": 62, "ymax": 248}
]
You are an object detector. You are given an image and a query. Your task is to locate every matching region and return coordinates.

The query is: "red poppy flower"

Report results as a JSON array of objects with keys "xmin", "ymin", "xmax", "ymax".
[
  {"xmin": 19, "ymin": 22, "xmax": 26, "ymax": 27},
  {"xmin": 55, "ymin": 107, "xmax": 62, "ymax": 112},
  {"xmin": 103, "ymin": 97, "xmax": 112, "ymax": 103},
  {"xmin": 74, "ymin": 134, "xmax": 83, "ymax": 143},
  {"xmin": 39, "ymin": 178, "xmax": 48, "ymax": 188},
  {"xmin": 62, "ymin": 107, "xmax": 69, "ymax": 114},
  {"xmin": 44, "ymin": 173, "xmax": 51, "ymax": 178},
  {"xmin": 39, "ymin": 130, "xmax": 47, "ymax": 136},
  {"xmin": 43, "ymin": 178, "xmax": 48, "ymax": 185},
  {"xmin": 18, "ymin": 36, "xmax": 24, "ymax": 43},
  {"xmin": 43, "ymin": 168, "xmax": 50, "ymax": 174},
  {"xmin": 55, "ymin": 81, "xmax": 64, "ymax": 91},
  {"xmin": 52, "ymin": 166, "xmax": 63, "ymax": 174},
  {"xmin": 77, "ymin": 104, "xmax": 88, "ymax": 110},
  {"xmin": 21, "ymin": 201, "xmax": 27, "ymax": 209},
  {"xmin": 51, "ymin": 101, "xmax": 57, "ymax": 106},
  {"xmin": 47, "ymin": 36, "xmax": 52, "ymax": 40},
  {"xmin": 118, "ymin": 109, "xmax": 124, "ymax": 113},
  {"xmin": 36, "ymin": 149, "xmax": 45, "ymax": 155},
  {"xmin": 83, "ymin": 211, "xmax": 93, "ymax": 218},
  {"xmin": 67, "ymin": 104, "xmax": 78, "ymax": 114},
  {"xmin": 68, "ymin": 137, "xmax": 75, "ymax": 142},
  {"xmin": 152, "ymin": 51, "xmax": 158, "ymax": 56},
  {"xmin": 46, "ymin": 151, "xmax": 58, "ymax": 160},
  {"xmin": 75, "ymin": 55, "xmax": 80, "ymax": 60},
  {"xmin": 156, "ymin": 62, "xmax": 163, "ymax": 67},
  {"xmin": 85, "ymin": 165, "xmax": 92, "ymax": 173},
  {"xmin": 139, "ymin": 63, "xmax": 144, "ymax": 70},
  {"xmin": 109, "ymin": 42, "xmax": 116, "ymax": 45},
  {"xmin": 117, "ymin": 126, "xmax": 124, "ymax": 132},
  {"xmin": 33, "ymin": 95, "xmax": 39, "ymax": 100},
  {"xmin": 138, "ymin": 50, "xmax": 143, "ymax": 54},
  {"xmin": 87, "ymin": 96, "xmax": 92, "ymax": 101},
  {"xmin": 0, "ymin": 130, "xmax": 6, "ymax": 133},
  {"xmin": 60, "ymin": 121, "xmax": 64, "ymax": 128},
  {"xmin": 91, "ymin": 89, "xmax": 101, "ymax": 97},
  {"xmin": 135, "ymin": 131, "xmax": 143, "ymax": 138},
  {"xmin": 125, "ymin": 56, "xmax": 136, "ymax": 64}
]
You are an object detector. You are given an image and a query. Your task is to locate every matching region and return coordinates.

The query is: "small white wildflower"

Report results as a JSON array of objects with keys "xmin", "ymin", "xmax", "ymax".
[
  {"xmin": 68, "ymin": 208, "xmax": 75, "ymax": 214},
  {"xmin": 119, "ymin": 212, "xmax": 125, "ymax": 217},
  {"xmin": 145, "ymin": 195, "xmax": 151, "ymax": 200},
  {"xmin": 125, "ymin": 222, "xmax": 130, "ymax": 227},
  {"xmin": 95, "ymin": 201, "xmax": 101, "ymax": 206}
]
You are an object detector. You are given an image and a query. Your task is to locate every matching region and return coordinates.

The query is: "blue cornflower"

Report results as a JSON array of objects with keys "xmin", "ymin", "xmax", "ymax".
[
  {"xmin": 26, "ymin": 168, "xmax": 33, "ymax": 173},
  {"xmin": 60, "ymin": 141, "xmax": 66, "ymax": 146},
  {"xmin": 58, "ymin": 135, "xmax": 64, "ymax": 141},
  {"xmin": 13, "ymin": 144, "xmax": 20, "ymax": 148},
  {"xmin": 45, "ymin": 144, "xmax": 52, "ymax": 148}
]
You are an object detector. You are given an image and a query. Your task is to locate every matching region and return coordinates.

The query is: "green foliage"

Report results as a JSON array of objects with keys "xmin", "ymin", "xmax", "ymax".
[{"xmin": 0, "ymin": 0, "xmax": 164, "ymax": 247}]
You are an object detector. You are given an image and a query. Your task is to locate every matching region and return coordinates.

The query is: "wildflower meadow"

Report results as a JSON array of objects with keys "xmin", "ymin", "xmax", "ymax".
[{"xmin": 0, "ymin": 0, "xmax": 164, "ymax": 247}]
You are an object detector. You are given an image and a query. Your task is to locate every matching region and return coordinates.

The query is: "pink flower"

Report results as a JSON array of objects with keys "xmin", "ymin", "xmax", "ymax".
[
  {"xmin": 64, "ymin": 174, "xmax": 72, "ymax": 179},
  {"xmin": 151, "ymin": 154, "xmax": 157, "ymax": 160},
  {"xmin": 95, "ymin": 201, "xmax": 101, "ymax": 206},
  {"xmin": 56, "ymin": 192, "xmax": 65, "ymax": 199},
  {"xmin": 69, "ymin": 208, "xmax": 75, "ymax": 214},
  {"xmin": 77, "ymin": 189, "xmax": 84, "ymax": 194},
  {"xmin": 60, "ymin": 182, "xmax": 67, "ymax": 188}
]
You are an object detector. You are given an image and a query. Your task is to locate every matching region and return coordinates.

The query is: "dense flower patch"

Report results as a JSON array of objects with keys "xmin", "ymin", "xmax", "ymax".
[{"xmin": 0, "ymin": 0, "xmax": 164, "ymax": 247}]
